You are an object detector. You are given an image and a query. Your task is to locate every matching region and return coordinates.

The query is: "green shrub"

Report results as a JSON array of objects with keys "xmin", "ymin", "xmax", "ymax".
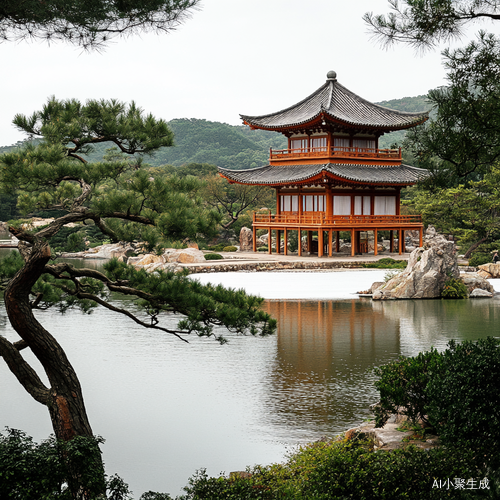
[
  {"xmin": 179, "ymin": 438, "xmax": 489, "ymax": 500},
  {"xmin": 427, "ymin": 337, "xmax": 500, "ymax": 455},
  {"xmin": 441, "ymin": 277, "xmax": 468, "ymax": 299},
  {"xmin": 208, "ymin": 243, "xmax": 226, "ymax": 252},
  {"xmin": 222, "ymin": 245, "xmax": 237, "ymax": 252},
  {"xmin": 364, "ymin": 257, "xmax": 407, "ymax": 269},
  {"xmin": 0, "ymin": 429, "xmax": 131, "ymax": 499},
  {"xmin": 257, "ymin": 246, "xmax": 268, "ymax": 252},
  {"xmin": 468, "ymin": 252, "xmax": 493, "ymax": 267},
  {"xmin": 204, "ymin": 253, "xmax": 223, "ymax": 260},
  {"xmin": 373, "ymin": 349, "xmax": 441, "ymax": 428}
]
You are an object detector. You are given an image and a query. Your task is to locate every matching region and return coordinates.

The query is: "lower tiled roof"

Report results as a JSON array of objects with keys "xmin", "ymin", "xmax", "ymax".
[{"xmin": 219, "ymin": 163, "xmax": 430, "ymax": 186}]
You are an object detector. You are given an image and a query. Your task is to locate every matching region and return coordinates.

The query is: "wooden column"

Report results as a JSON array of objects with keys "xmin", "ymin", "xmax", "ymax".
[
  {"xmin": 336, "ymin": 231, "xmax": 340, "ymax": 252},
  {"xmin": 374, "ymin": 229, "xmax": 378, "ymax": 256},
  {"xmin": 328, "ymin": 230, "xmax": 333, "ymax": 257},
  {"xmin": 398, "ymin": 229, "xmax": 403, "ymax": 255},
  {"xmin": 326, "ymin": 186, "xmax": 333, "ymax": 221},
  {"xmin": 390, "ymin": 230, "xmax": 394, "ymax": 253},
  {"xmin": 284, "ymin": 228, "xmax": 288, "ymax": 256},
  {"xmin": 252, "ymin": 225, "xmax": 257, "ymax": 252},
  {"xmin": 318, "ymin": 230, "xmax": 324, "ymax": 257},
  {"xmin": 276, "ymin": 229, "xmax": 280, "ymax": 254},
  {"xmin": 298, "ymin": 229, "xmax": 302, "ymax": 256},
  {"xmin": 419, "ymin": 227, "xmax": 423, "ymax": 247},
  {"xmin": 268, "ymin": 228, "xmax": 272, "ymax": 254},
  {"xmin": 298, "ymin": 189, "xmax": 303, "ymax": 223},
  {"xmin": 307, "ymin": 231, "xmax": 313, "ymax": 253},
  {"xmin": 276, "ymin": 189, "xmax": 281, "ymax": 215},
  {"xmin": 351, "ymin": 229, "xmax": 355, "ymax": 257}
]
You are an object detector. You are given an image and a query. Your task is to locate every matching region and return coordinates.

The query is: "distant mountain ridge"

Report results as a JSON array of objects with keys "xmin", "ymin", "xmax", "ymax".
[{"xmin": 0, "ymin": 95, "xmax": 430, "ymax": 169}]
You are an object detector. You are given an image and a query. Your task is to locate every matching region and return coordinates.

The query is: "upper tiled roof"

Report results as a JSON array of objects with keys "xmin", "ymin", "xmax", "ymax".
[
  {"xmin": 241, "ymin": 71, "xmax": 429, "ymax": 132},
  {"xmin": 219, "ymin": 163, "xmax": 430, "ymax": 187}
]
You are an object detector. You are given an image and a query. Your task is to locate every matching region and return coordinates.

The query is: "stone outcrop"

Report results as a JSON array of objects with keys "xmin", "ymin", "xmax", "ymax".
[
  {"xmin": 470, "ymin": 288, "xmax": 493, "ymax": 298},
  {"xmin": 477, "ymin": 263, "xmax": 500, "ymax": 279},
  {"xmin": 461, "ymin": 273, "xmax": 495, "ymax": 295},
  {"xmin": 239, "ymin": 227, "xmax": 253, "ymax": 251},
  {"xmin": 373, "ymin": 226, "xmax": 459, "ymax": 300}
]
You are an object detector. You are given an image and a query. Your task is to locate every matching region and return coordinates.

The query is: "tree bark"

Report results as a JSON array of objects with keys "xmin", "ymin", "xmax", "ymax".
[
  {"xmin": 3, "ymin": 238, "xmax": 105, "ymax": 498},
  {"xmin": 463, "ymin": 236, "xmax": 489, "ymax": 259}
]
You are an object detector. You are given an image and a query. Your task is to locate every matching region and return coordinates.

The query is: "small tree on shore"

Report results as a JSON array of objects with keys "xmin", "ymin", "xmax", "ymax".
[{"xmin": 0, "ymin": 98, "xmax": 276, "ymax": 499}]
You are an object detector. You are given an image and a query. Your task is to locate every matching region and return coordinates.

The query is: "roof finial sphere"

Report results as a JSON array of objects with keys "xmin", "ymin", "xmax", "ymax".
[{"xmin": 327, "ymin": 70, "xmax": 337, "ymax": 80}]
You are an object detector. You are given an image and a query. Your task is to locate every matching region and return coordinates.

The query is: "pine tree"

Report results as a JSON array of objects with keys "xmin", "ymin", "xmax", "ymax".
[{"xmin": 0, "ymin": 98, "xmax": 276, "ymax": 499}]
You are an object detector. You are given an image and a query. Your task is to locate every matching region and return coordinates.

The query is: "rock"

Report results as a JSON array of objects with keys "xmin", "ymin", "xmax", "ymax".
[
  {"xmin": 461, "ymin": 273, "xmax": 495, "ymax": 294},
  {"xmin": 164, "ymin": 248, "xmax": 206, "ymax": 264},
  {"xmin": 478, "ymin": 263, "xmax": 500, "ymax": 278},
  {"xmin": 370, "ymin": 281, "xmax": 384, "ymax": 293},
  {"xmin": 477, "ymin": 270, "xmax": 492, "ymax": 279},
  {"xmin": 470, "ymin": 288, "xmax": 493, "ymax": 298},
  {"xmin": 239, "ymin": 227, "xmax": 253, "ymax": 251},
  {"xmin": 133, "ymin": 254, "xmax": 165, "ymax": 267},
  {"xmin": 373, "ymin": 226, "xmax": 459, "ymax": 300}
]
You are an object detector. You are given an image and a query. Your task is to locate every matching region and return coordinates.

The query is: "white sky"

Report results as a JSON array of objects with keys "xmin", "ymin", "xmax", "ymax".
[{"xmin": 0, "ymin": 0, "xmax": 497, "ymax": 146}]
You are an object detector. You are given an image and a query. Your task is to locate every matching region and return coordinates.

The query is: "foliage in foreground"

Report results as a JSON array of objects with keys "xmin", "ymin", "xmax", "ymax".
[
  {"xmin": 441, "ymin": 277, "xmax": 469, "ymax": 299},
  {"xmin": 179, "ymin": 438, "xmax": 495, "ymax": 500},
  {"xmin": 373, "ymin": 337, "xmax": 500, "ymax": 454}
]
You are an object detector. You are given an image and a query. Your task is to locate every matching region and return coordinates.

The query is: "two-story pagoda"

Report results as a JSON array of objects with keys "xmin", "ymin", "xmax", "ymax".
[{"xmin": 219, "ymin": 71, "xmax": 430, "ymax": 257}]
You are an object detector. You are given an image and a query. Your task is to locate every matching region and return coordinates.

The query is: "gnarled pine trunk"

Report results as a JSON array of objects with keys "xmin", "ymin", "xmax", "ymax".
[{"xmin": 3, "ymin": 239, "xmax": 105, "ymax": 498}]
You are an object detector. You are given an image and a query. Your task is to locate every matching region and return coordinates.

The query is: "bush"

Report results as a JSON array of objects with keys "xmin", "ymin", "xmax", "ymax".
[
  {"xmin": 257, "ymin": 246, "xmax": 268, "ymax": 252},
  {"xmin": 204, "ymin": 253, "xmax": 223, "ymax": 260},
  {"xmin": 364, "ymin": 258, "xmax": 407, "ymax": 269},
  {"xmin": 373, "ymin": 349, "xmax": 441, "ymax": 427},
  {"xmin": 441, "ymin": 277, "xmax": 468, "ymax": 299},
  {"xmin": 179, "ymin": 438, "xmax": 489, "ymax": 500},
  {"xmin": 468, "ymin": 252, "xmax": 493, "ymax": 267},
  {"xmin": 208, "ymin": 243, "xmax": 226, "ymax": 252},
  {"xmin": 222, "ymin": 245, "xmax": 237, "ymax": 252},
  {"xmin": 0, "ymin": 429, "xmax": 131, "ymax": 499},
  {"xmin": 427, "ymin": 337, "xmax": 500, "ymax": 455}
]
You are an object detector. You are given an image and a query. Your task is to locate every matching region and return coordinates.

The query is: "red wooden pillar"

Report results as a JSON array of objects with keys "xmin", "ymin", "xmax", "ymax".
[
  {"xmin": 328, "ymin": 230, "xmax": 333, "ymax": 257},
  {"xmin": 307, "ymin": 231, "xmax": 313, "ymax": 253},
  {"xmin": 419, "ymin": 227, "xmax": 423, "ymax": 247},
  {"xmin": 284, "ymin": 228, "xmax": 288, "ymax": 256},
  {"xmin": 276, "ymin": 229, "xmax": 280, "ymax": 254},
  {"xmin": 318, "ymin": 230, "xmax": 324, "ymax": 257},
  {"xmin": 374, "ymin": 229, "xmax": 378, "ymax": 256},
  {"xmin": 252, "ymin": 225, "xmax": 257, "ymax": 252},
  {"xmin": 298, "ymin": 229, "xmax": 302, "ymax": 256},
  {"xmin": 398, "ymin": 229, "xmax": 403, "ymax": 255},
  {"xmin": 268, "ymin": 227, "xmax": 272, "ymax": 254},
  {"xmin": 351, "ymin": 229, "xmax": 355, "ymax": 257},
  {"xmin": 390, "ymin": 230, "xmax": 394, "ymax": 253}
]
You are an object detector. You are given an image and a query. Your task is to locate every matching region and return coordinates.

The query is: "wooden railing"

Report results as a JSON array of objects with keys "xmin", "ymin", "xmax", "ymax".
[
  {"xmin": 269, "ymin": 146, "xmax": 402, "ymax": 161},
  {"xmin": 253, "ymin": 212, "xmax": 422, "ymax": 227}
]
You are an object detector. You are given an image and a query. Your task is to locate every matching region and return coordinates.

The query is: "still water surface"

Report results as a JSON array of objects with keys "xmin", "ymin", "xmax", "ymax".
[{"xmin": 0, "ymin": 269, "xmax": 499, "ymax": 497}]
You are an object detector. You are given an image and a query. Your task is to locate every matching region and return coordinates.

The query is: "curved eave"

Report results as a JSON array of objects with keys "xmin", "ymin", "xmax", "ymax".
[
  {"xmin": 243, "ymin": 113, "xmax": 428, "ymax": 134},
  {"xmin": 219, "ymin": 163, "xmax": 430, "ymax": 188},
  {"xmin": 241, "ymin": 79, "xmax": 430, "ymax": 132}
]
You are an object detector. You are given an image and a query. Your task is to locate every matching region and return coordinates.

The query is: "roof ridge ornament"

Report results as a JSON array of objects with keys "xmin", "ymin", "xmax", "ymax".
[{"xmin": 326, "ymin": 70, "xmax": 337, "ymax": 81}]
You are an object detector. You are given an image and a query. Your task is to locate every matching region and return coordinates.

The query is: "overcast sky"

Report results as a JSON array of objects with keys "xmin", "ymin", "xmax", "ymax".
[{"xmin": 0, "ymin": 0, "xmax": 496, "ymax": 146}]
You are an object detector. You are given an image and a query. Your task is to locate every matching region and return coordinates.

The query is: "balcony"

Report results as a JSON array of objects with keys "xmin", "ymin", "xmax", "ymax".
[
  {"xmin": 269, "ymin": 146, "xmax": 402, "ymax": 163},
  {"xmin": 253, "ymin": 212, "xmax": 422, "ymax": 229}
]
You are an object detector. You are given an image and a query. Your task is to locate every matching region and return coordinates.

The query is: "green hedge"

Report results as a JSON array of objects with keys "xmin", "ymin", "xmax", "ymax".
[{"xmin": 204, "ymin": 253, "xmax": 223, "ymax": 260}]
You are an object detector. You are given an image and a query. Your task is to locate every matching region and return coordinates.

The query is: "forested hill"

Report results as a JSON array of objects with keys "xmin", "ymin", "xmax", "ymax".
[{"xmin": 0, "ymin": 95, "xmax": 429, "ymax": 169}]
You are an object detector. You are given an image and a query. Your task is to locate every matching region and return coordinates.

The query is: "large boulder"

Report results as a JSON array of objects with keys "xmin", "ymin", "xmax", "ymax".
[
  {"xmin": 477, "ymin": 263, "xmax": 500, "ymax": 279},
  {"xmin": 164, "ymin": 248, "xmax": 206, "ymax": 264},
  {"xmin": 461, "ymin": 273, "xmax": 495, "ymax": 294},
  {"xmin": 373, "ymin": 226, "xmax": 459, "ymax": 300},
  {"xmin": 239, "ymin": 227, "xmax": 253, "ymax": 251}
]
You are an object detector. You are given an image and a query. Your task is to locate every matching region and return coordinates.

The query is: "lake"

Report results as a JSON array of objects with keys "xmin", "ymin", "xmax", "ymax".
[{"xmin": 1, "ymin": 269, "xmax": 499, "ymax": 498}]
